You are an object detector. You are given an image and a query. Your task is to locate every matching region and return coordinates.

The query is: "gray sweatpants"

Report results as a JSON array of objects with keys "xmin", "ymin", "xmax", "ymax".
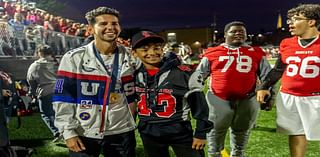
[
  {"xmin": 39, "ymin": 94, "xmax": 59, "ymax": 137},
  {"xmin": 206, "ymin": 91, "xmax": 259, "ymax": 157}
]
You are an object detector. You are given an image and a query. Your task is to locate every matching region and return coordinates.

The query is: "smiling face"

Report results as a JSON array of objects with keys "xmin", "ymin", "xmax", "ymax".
[
  {"xmin": 224, "ymin": 25, "xmax": 247, "ymax": 47},
  {"xmin": 133, "ymin": 43, "xmax": 164, "ymax": 69},
  {"xmin": 89, "ymin": 14, "xmax": 121, "ymax": 43}
]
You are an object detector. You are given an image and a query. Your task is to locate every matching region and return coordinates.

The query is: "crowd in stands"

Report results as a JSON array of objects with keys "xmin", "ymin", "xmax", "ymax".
[
  {"xmin": 0, "ymin": 0, "xmax": 88, "ymax": 57},
  {"xmin": 261, "ymin": 46, "xmax": 280, "ymax": 58},
  {"xmin": 0, "ymin": 0, "xmax": 280, "ymax": 63}
]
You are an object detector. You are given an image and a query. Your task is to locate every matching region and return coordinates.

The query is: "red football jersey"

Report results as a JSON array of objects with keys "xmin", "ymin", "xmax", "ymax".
[
  {"xmin": 279, "ymin": 36, "xmax": 320, "ymax": 96},
  {"xmin": 204, "ymin": 45, "xmax": 266, "ymax": 100}
]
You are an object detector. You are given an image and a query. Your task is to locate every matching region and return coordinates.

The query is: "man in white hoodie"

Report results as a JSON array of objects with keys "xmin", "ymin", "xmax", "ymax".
[
  {"xmin": 195, "ymin": 21, "xmax": 272, "ymax": 157},
  {"xmin": 52, "ymin": 7, "xmax": 136, "ymax": 157},
  {"xmin": 27, "ymin": 44, "xmax": 60, "ymax": 142}
]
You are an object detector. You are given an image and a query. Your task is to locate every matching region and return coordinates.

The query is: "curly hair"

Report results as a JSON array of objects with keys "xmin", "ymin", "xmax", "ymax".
[
  {"xmin": 288, "ymin": 4, "xmax": 320, "ymax": 30},
  {"xmin": 85, "ymin": 7, "xmax": 120, "ymax": 25}
]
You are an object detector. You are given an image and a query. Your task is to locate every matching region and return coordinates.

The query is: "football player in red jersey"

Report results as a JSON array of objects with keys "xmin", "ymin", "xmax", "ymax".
[
  {"xmin": 196, "ymin": 21, "xmax": 272, "ymax": 157},
  {"xmin": 257, "ymin": 4, "xmax": 320, "ymax": 157},
  {"xmin": 131, "ymin": 31, "xmax": 213, "ymax": 157}
]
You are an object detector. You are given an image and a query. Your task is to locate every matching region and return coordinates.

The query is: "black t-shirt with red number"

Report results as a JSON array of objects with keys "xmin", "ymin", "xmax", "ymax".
[{"xmin": 134, "ymin": 52, "xmax": 213, "ymax": 139}]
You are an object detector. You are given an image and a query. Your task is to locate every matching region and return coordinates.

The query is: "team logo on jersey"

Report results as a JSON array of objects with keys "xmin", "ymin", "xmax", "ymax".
[
  {"xmin": 79, "ymin": 112, "xmax": 91, "ymax": 120},
  {"xmin": 142, "ymin": 31, "xmax": 151, "ymax": 37},
  {"xmin": 81, "ymin": 82, "xmax": 100, "ymax": 96},
  {"xmin": 177, "ymin": 65, "xmax": 192, "ymax": 71},
  {"xmin": 55, "ymin": 79, "xmax": 64, "ymax": 93},
  {"xmin": 80, "ymin": 100, "xmax": 93, "ymax": 109}
]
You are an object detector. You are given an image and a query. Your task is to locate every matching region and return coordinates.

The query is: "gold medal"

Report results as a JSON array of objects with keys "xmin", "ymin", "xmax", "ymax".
[{"xmin": 109, "ymin": 93, "xmax": 121, "ymax": 104}]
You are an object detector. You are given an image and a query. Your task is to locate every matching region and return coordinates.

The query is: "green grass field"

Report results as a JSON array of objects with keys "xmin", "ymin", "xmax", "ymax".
[
  {"xmin": 8, "ymin": 108, "xmax": 320, "ymax": 157},
  {"xmin": 6, "ymin": 60, "xmax": 319, "ymax": 156}
]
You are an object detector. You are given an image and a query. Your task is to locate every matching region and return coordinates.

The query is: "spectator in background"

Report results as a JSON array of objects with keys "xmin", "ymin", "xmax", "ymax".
[
  {"xmin": 0, "ymin": 7, "xmax": 8, "ymax": 22},
  {"xmin": 196, "ymin": 21, "xmax": 272, "ymax": 157},
  {"xmin": 0, "ymin": 71, "xmax": 13, "ymax": 155},
  {"xmin": 256, "ymin": 4, "xmax": 320, "ymax": 157},
  {"xmin": 25, "ymin": 23, "xmax": 43, "ymax": 53},
  {"xmin": 75, "ymin": 24, "xmax": 88, "ymax": 45},
  {"xmin": 43, "ymin": 13, "xmax": 53, "ymax": 31},
  {"xmin": 4, "ymin": 1, "xmax": 15, "ymax": 19},
  {"xmin": 0, "ymin": 15, "xmax": 13, "ymax": 56},
  {"xmin": 26, "ymin": 44, "xmax": 61, "ymax": 142},
  {"xmin": 49, "ymin": 15, "xmax": 60, "ymax": 32},
  {"xmin": 66, "ymin": 22, "xmax": 78, "ymax": 36},
  {"xmin": 75, "ymin": 23, "xmax": 87, "ymax": 37},
  {"xmin": 25, "ymin": 24, "xmax": 36, "ymax": 52},
  {"xmin": 14, "ymin": 2, "xmax": 22, "ymax": 13},
  {"xmin": 35, "ymin": 9, "xmax": 44, "ymax": 25},
  {"xmin": 58, "ymin": 18, "xmax": 67, "ymax": 33},
  {"xmin": 26, "ymin": 9, "xmax": 38, "ymax": 24},
  {"xmin": 8, "ymin": 12, "xmax": 28, "ymax": 56}
]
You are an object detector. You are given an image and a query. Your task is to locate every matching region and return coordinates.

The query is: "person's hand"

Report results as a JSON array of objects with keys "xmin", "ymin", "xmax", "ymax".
[
  {"xmin": 256, "ymin": 90, "xmax": 271, "ymax": 104},
  {"xmin": 192, "ymin": 138, "xmax": 206, "ymax": 150},
  {"xmin": 2, "ymin": 89, "xmax": 12, "ymax": 97},
  {"xmin": 31, "ymin": 98, "xmax": 37, "ymax": 104},
  {"xmin": 65, "ymin": 136, "xmax": 86, "ymax": 152}
]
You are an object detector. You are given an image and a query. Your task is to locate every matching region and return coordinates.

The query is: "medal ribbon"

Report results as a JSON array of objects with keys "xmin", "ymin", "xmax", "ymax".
[{"xmin": 93, "ymin": 45, "xmax": 119, "ymax": 133}]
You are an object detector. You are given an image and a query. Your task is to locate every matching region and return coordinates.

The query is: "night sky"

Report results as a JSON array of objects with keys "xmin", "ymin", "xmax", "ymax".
[{"xmin": 57, "ymin": 0, "xmax": 319, "ymax": 33}]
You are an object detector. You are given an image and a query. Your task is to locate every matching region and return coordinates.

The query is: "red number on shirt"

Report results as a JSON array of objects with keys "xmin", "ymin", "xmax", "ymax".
[{"xmin": 137, "ymin": 93, "xmax": 177, "ymax": 118}]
